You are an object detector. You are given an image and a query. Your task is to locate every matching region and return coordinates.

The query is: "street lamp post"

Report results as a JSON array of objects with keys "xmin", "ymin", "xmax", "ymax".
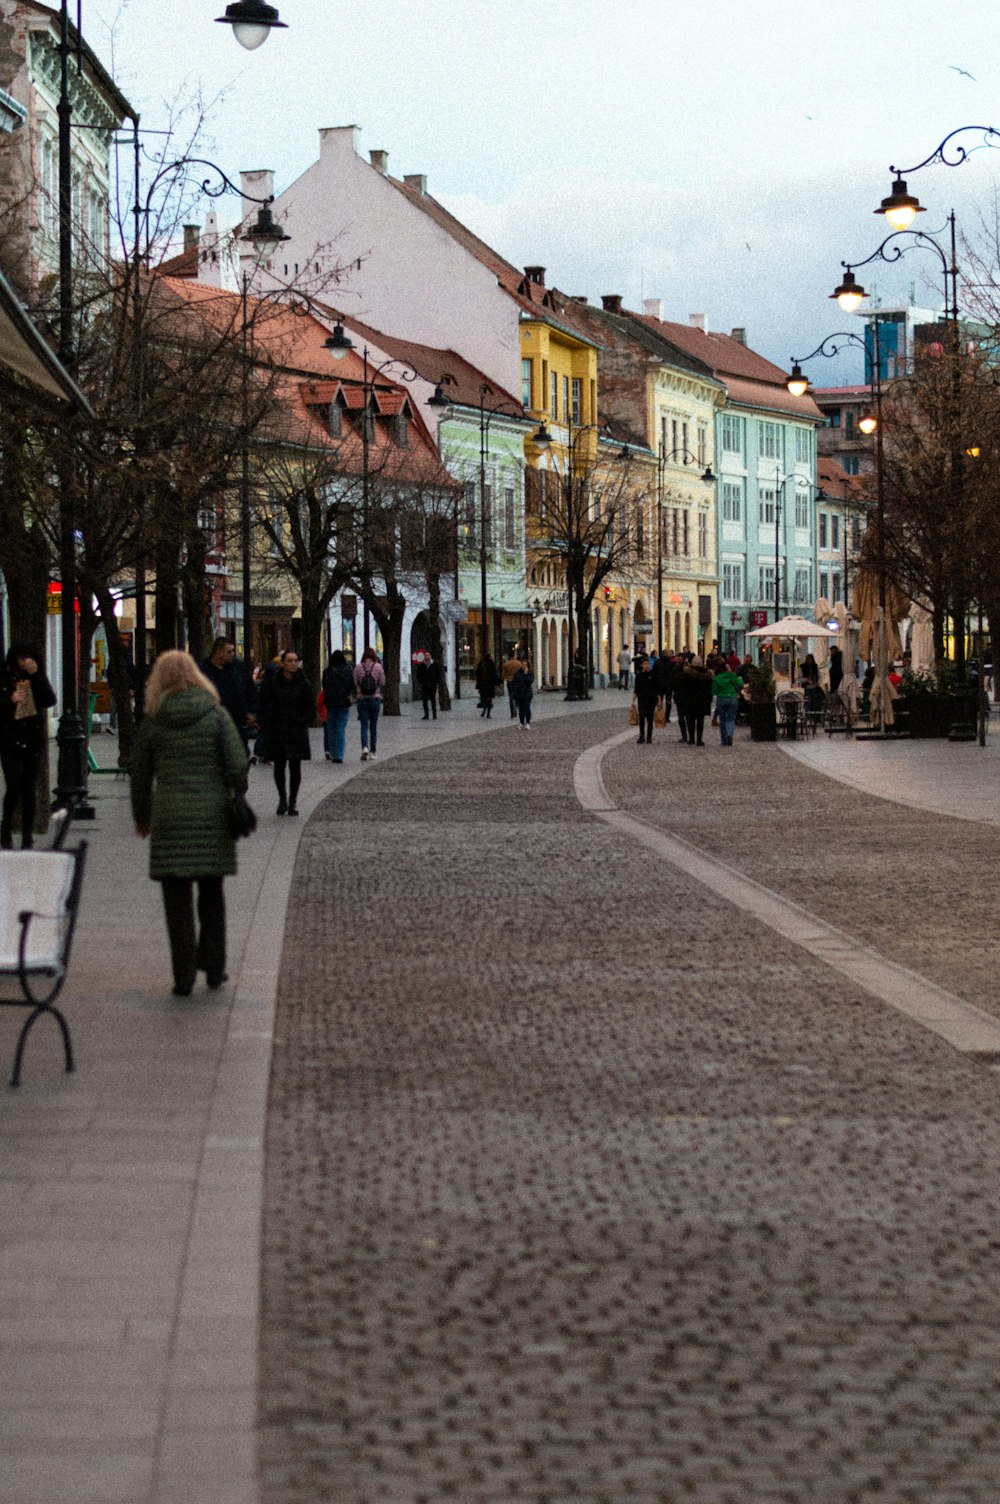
[
  {"xmin": 477, "ymin": 385, "xmax": 522, "ymax": 667},
  {"xmin": 51, "ymin": 0, "xmax": 290, "ymax": 809},
  {"xmin": 833, "ymin": 214, "xmax": 973, "ymax": 736}
]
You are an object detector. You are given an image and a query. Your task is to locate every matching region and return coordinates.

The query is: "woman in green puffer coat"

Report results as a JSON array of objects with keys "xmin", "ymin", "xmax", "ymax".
[{"xmin": 131, "ymin": 650, "xmax": 249, "ymax": 997}]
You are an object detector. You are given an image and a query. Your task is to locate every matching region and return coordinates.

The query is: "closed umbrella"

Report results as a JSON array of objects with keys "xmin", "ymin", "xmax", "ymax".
[
  {"xmin": 909, "ymin": 601, "xmax": 935, "ymax": 673},
  {"xmin": 812, "ymin": 597, "xmax": 834, "ymax": 672}
]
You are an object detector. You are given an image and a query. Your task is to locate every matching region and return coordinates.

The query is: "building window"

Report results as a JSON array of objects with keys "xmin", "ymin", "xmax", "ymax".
[
  {"xmin": 550, "ymin": 371, "xmax": 558, "ymax": 419},
  {"xmin": 197, "ymin": 505, "xmax": 216, "ymax": 536},
  {"xmin": 482, "ymin": 483, "xmax": 493, "ymax": 548},
  {"xmin": 818, "ymin": 512, "xmax": 828, "ymax": 549},
  {"xmin": 698, "ymin": 512, "xmax": 708, "ymax": 557},
  {"xmin": 828, "ymin": 411, "xmax": 842, "ymax": 429},
  {"xmin": 831, "ymin": 570, "xmax": 842, "ymax": 603},
  {"xmin": 794, "ymin": 427, "xmax": 812, "ymax": 463},
  {"xmin": 794, "ymin": 486, "xmax": 809, "ymax": 529},
  {"xmin": 671, "ymin": 418, "xmax": 679, "ymax": 458},
  {"xmin": 852, "ymin": 516, "xmax": 863, "ymax": 550},
  {"xmin": 395, "ymin": 412, "xmax": 409, "ymax": 447},
  {"xmin": 759, "ymin": 487, "xmax": 776, "ymax": 526},
  {"xmin": 831, "ymin": 514, "xmax": 840, "ymax": 551},
  {"xmin": 721, "ymin": 412, "xmax": 744, "ymax": 454},
  {"xmin": 820, "ymin": 569, "xmax": 829, "ymax": 598},
  {"xmin": 562, "ymin": 375, "xmax": 569, "ymax": 422},
  {"xmin": 697, "ymin": 425, "xmax": 707, "ymax": 467},
  {"xmin": 794, "ymin": 566, "xmax": 811, "ymax": 604},
  {"xmin": 504, "ymin": 486, "xmax": 516, "ymax": 550},
  {"xmin": 521, "ymin": 358, "xmax": 532, "ymax": 408},
  {"xmin": 722, "ymin": 479, "xmax": 743, "ymax": 523},
  {"xmin": 759, "ymin": 563, "xmax": 776, "ymax": 599},
  {"xmin": 758, "ymin": 420, "xmax": 781, "ymax": 460},
  {"xmin": 328, "ymin": 402, "xmax": 343, "ymax": 438},
  {"xmin": 723, "ymin": 561, "xmax": 744, "ymax": 601},
  {"xmin": 682, "ymin": 510, "xmax": 690, "ymax": 556},
  {"xmin": 843, "ymin": 455, "xmax": 861, "ymax": 475},
  {"xmin": 636, "ymin": 513, "xmax": 644, "ymax": 562},
  {"xmin": 571, "ymin": 378, "xmax": 582, "ymax": 425},
  {"xmin": 682, "ymin": 421, "xmax": 689, "ymax": 461}
]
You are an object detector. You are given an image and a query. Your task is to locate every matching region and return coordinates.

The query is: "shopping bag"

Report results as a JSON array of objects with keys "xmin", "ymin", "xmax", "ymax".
[{"xmin": 628, "ymin": 704, "xmax": 638, "ymax": 727}]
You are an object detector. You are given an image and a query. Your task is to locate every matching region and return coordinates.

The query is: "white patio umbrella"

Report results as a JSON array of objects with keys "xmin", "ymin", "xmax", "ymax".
[
  {"xmin": 832, "ymin": 600, "xmax": 858, "ymax": 679},
  {"xmin": 747, "ymin": 614, "xmax": 838, "ymax": 639}
]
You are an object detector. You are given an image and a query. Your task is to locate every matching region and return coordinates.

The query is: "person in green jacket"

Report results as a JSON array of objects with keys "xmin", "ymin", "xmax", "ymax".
[
  {"xmin": 131, "ymin": 650, "xmax": 249, "ymax": 997},
  {"xmin": 712, "ymin": 663, "xmax": 743, "ymax": 747}
]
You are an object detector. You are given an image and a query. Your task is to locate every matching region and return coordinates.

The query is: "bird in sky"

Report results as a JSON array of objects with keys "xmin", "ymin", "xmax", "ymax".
[{"xmin": 949, "ymin": 65, "xmax": 976, "ymax": 79}]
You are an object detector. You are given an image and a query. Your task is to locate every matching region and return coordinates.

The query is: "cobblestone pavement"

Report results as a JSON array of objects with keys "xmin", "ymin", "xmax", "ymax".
[{"xmin": 260, "ymin": 710, "xmax": 1000, "ymax": 1504}]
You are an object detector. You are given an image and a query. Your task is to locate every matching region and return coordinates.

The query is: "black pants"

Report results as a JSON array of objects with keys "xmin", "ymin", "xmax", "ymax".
[
  {"xmin": 160, "ymin": 876, "xmax": 226, "ymax": 991},
  {"xmin": 683, "ymin": 710, "xmax": 705, "ymax": 744},
  {"xmin": 1, "ymin": 745, "xmax": 40, "ymax": 844},
  {"xmin": 273, "ymin": 758, "xmax": 302, "ymax": 808},
  {"xmin": 422, "ymin": 692, "xmax": 437, "ymax": 719},
  {"xmin": 637, "ymin": 704, "xmax": 655, "ymax": 741}
]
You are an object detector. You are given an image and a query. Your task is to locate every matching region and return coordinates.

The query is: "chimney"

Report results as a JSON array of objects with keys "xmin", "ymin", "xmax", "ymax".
[
  {"xmin": 602, "ymin": 294, "xmax": 623, "ymax": 313},
  {"xmin": 571, "ymin": 295, "xmax": 588, "ymax": 304},
  {"xmin": 689, "ymin": 313, "xmax": 707, "ymax": 332},
  {"xmin": 524, "ymin": 265, "xmax": 546, "ymax": 286},
  {"xmin": 182, "ymin": 224, "xmax": 200, "ymax": 253},
  {"xmin": 369, "ymin": 149, "xmax": 389, "ymax": 175},
  {"xmin": 404, "ymin": 173, "xmax": 427, "ymax": 196},
  {"xmin": 643, "ymin": 297, "xmax": 662, "ymax": 321},
  {"xmin": 730, "ymin": 326, "xmax": 747, "ymax": 345}
]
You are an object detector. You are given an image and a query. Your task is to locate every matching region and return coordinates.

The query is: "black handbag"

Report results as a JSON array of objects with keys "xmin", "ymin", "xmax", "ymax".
[{"xmin": 216, "ymin": 714, "xmax": 257, "ymax": 838}]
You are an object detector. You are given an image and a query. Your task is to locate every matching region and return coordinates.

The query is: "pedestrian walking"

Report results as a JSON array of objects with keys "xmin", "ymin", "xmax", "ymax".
[
  {"xmin": 475, "ymin": 654, "xmax": 501, "ymax": 718},
  {"xmin": 617, "ymin": 646, "xmax": 632, "ymax": 690},
  {"xmin": 199, "ymin": 635, "xmax": 258, "ymax": 752},
  {"xmin": 712, "ymin": 660, "xmax": 743, "ymax": 746},
  {"xmin": 416, "ymin": 653, "xmax": 441, "ymax": 720},
  {"xmin": 354, "ymin": 646, "xmax": 386, "ymax": 760},
  {"xmin": 259, "ymin": 650, "xmax": 313, "ymax": 815},
  {"xmin": 321, "ymin": 649, "xmax": 355, "ymax": 763},
  {"xmin": 130, "ymin": 650, "xmax": 248, "ymax": 996},
  {"xmin": 502, "ymin": 647, "xmax": 522, "ymax": 718},
  {"xmin": 0, "ymin": 641, "xmax": 57, "ymax": 850},
  {"xmin": 680, "ymin": 655, "xmax": 714, "ymax": 746},
  {"xmin": 511, "ymin": 658, "xmax": 534, "ymax": 728},
  {"xmin": 632, "ymin": 656, "xmax": 659, "ymax": 744}
]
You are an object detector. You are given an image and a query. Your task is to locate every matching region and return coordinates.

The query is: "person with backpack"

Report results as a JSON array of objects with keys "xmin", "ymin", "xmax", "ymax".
[
  {"xmin": 321, "ymin": 649, "xmax": 355, "ymax": 763},
  {"xmin": 354, "ymin": 646, "xmax": 386, "ymax": 761}
]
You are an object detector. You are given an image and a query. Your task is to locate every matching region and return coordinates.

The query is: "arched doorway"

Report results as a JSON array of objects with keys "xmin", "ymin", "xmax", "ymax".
[{"xmin": 410, "ymin": 611, "xmax": 434, "ymax": 659}]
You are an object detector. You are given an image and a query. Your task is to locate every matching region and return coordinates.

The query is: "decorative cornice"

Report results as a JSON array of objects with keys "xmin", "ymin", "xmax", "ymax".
[{"xmin": 29, "ymin": 33, "xmax": 121, "ymax": 135}]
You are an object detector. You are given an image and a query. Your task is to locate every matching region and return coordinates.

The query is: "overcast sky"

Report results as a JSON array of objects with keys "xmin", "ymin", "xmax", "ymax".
[{"xmin": 89, "ymin": 0, "xmax": 1000, "ymax": 383}]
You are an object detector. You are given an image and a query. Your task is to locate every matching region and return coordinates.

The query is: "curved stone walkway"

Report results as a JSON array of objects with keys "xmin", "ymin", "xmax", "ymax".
[{"xmin": 259, "ymin": 710, "xmax": 1000, "ymax": 1504}]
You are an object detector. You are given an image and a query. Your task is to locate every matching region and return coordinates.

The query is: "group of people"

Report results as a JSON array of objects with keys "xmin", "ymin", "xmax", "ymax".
[
  {"xmin": 629, "ymin": 648, "xmax": 758, "ymax": 748},
  {"xmin": 473, "ymin": 646, "xmax": 535, "ymax": 727}
]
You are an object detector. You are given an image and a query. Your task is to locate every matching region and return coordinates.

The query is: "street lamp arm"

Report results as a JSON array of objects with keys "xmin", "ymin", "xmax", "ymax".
[
  {"xmin": 790, "ymin": 331, "xmax": 866, "ymax": 366},
  {"xmin": 891, "ymin": 126, "xmax": 1000, "ymax": 177},
  {"xmin": 840, "ymin": 224, "xmax": 950, "ymax": 282}
]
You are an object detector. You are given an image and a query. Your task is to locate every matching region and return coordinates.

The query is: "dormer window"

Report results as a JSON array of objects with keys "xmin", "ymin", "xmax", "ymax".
[
  {"xmin": 395, "ymin": 412, "xmax": 409, "ymax": 447},
  {"xmin": 328, "ymin": 402, "xmax": 343, "ymax": 438}
]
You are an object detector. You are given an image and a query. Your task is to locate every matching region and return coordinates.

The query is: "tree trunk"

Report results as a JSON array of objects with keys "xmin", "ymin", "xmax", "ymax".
[
  {"xmin": 933, "ymin": 603, "xmax": 946, "ymax": 665},
  {"xmin": 299, "ymin": 597, "xmax": 325, "ymax": 723},
  {"xmin": 95, "ymin": 584, "xmax": 137, "ymax": 766},
  {"xmin": 371, "ymin": 594, "xmax": 406, "ymax": 715},
  {"xmin": 426, "ymin": 571, "xmax": 450, "ymax": 711},
  {"xmin": 952, "ymin": 598, "xmax": 967, "ymax": 675},
  {"xmin": 182, "ymin": 531, "xmax": 209, "ymax": 662},
  {"xmin": 77, "ymin": 592, "xmax": 98, "ymax": 756}
]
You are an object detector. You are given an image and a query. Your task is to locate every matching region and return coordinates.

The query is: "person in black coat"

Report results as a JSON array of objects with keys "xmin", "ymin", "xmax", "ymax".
[
  {"xmin": 199, "ymin": 636, "xmax": 258, "ymax": 752},
  {"xmin": 0, "ymin": 641, "xmax": 57, "ymax": 849},
  {"xmin": 652, "ymin": 651, "xmax": 673, "ymax": 723},
  {"xmin": 680, "ymin": 656, "xmax": 714, "ymax": 746},
  {"xmin": 475, "ymin": 655, "xmax": 500, "ymax": 718},
  {"xmin": 632, "ymin": 657, "xmax": 659, "ymax": 744},
  {"xmin": 828, "ymin": 646, "xmax": 844, "ymax": 695},
  {"xmin": 417, "ymin": 654, "xmax": 442, "ymax": 720},
  {"xmin": 321, "ymin": 650, "xmax": 355, "ymax": 763},
  {"xmin": 259, "ymin": 650, "xmax": 313, "ymax": 815}
]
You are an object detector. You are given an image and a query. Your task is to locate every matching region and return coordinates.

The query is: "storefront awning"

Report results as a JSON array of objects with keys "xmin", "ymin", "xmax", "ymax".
[{"xmin": 0, "ymin": 268, "xmax": 93, "ymax": 414}]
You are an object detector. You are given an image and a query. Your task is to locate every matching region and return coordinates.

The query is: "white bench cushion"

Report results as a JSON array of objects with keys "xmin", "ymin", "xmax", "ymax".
[{"xmin": 0, "ymin": 852, "xmax": 75, "ymax": 973}]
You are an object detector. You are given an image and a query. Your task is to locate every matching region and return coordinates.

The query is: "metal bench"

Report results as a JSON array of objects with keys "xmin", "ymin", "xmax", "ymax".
[{"xmin": 0, "ymin": 840, "xmax": 87, "ymax": 1087}]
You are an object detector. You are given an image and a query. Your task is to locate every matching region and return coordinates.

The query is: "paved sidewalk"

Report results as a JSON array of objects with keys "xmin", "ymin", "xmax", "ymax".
[
  {"xmin": 5, "ymin": 697, "xmax": 1000, "ymax": 1503},
  {"xmin": 0, "ymin": 688, "xmax": 614, "ymax": 1504}
]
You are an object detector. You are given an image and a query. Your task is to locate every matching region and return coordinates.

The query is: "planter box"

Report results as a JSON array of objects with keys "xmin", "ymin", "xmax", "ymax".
[
  {"xmin": 749, "ymin": 702, "xmax": 777, "ymax": 742},
  {"xmin": 903, "ymin": 694, "xmax": 956, "ymax": 739}
]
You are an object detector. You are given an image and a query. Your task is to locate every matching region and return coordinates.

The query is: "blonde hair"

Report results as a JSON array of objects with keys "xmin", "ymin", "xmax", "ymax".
[{"xmin": 144, "ymin": 650, "xmax": 219, "ymax": 716}]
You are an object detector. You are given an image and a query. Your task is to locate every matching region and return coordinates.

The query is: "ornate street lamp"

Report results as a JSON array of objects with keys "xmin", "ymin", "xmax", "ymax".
[
  {"xmin": 216, "ymin": 0, "xmax": 287, "ymax": 49},
  {"xmin": 875, "ymin": 127, "xmax": 1000, "ymax": 229}
]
